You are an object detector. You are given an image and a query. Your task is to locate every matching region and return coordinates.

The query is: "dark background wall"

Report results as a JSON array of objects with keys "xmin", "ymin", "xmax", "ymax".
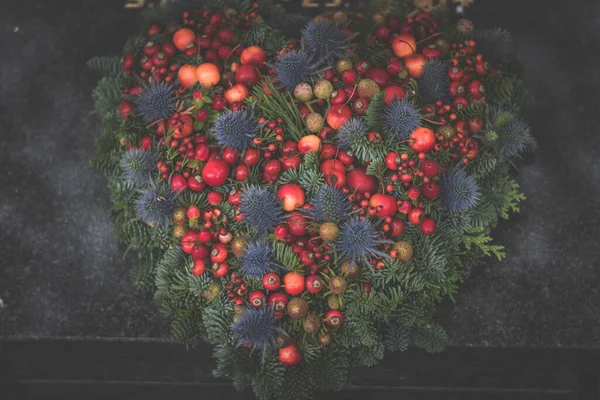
[{"xmin": 0, "ymin": 0, "xmax": 599, "ymax": 350}]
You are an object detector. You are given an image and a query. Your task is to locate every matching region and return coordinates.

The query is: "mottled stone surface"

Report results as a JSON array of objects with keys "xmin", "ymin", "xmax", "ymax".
[
  {"xmin": 0, "ymin": 0, "xmax": 170, "ymax": 338},
  {"xmin": 0, "ymin": 0, "xmax": 599, "ymax": 348}
]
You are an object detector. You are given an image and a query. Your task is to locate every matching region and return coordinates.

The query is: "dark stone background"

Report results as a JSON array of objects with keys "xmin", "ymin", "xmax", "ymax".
[{"xmin": 0, "ymin": 0, "xmax": 599, "ymax": 348}]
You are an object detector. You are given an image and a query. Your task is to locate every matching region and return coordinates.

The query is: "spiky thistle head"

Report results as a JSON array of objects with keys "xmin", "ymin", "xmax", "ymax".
[
  {"xmin": 486, "ymin": 108, "xmax": 535, "ymax": 158},
  {"xmin": 310, "ymin": 185, "xmax": 352, "ymax": 223},
  {"xmin": 240, "ymin": 241, "xmax": 286, "ymax": 278},
  {"xmin": 214, "ymin": 109, "xmax": 260, "ymax": 151},
  {"xmin": 439, "ymin": 168, "xmax": 480, "ymax": 214},
  {"xmin": 120, "ymin": 149, "xmax": 159, "ymax": 187},
  {"xmin": 337, "ymin": 217, "xmax": 390, "ymax": 265},
  {"xmin": 232, "ymin": 307, "xmax": 279, "ymax": 352},
  {"xmin": 382, "ymin": 100, "xmax": 422, "ymax": 141},
  {"xmin": 302, "ymin": 20, "xmax": 350, "ymax": 65},
  {"xmin": 134, "ymin": 82, "xmax": 176, "ymax": 124},
  {"xmin": 240, "ymin": 185, "xmax": 285, "ymax": 234},
  {"xmin": 418, "ymin": 60, "xmax": 450, "ymax": 105},
  {"xmin": 474, "ymin": 28, "xmax": 515, "ymax": 65},
  {"xmin": 335, "ymin": 118, "xmax": 368, "ymax": 150},
  {"xmin": 275, "ymin": 49, "xmax": 318, "ymax": 91},
  {"xmin": 135, "ymin": 183, "xmax": 176, "ymax": 225}
]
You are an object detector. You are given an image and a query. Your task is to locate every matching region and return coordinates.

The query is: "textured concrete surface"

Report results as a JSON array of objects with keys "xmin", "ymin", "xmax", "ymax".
[
  {"xmin": 0, "ymin": 0, "xmax": 599, "ymax": 347},
  {"xmin": 0, "ymin": 0, "xmax": 170, "ymax": 338}
]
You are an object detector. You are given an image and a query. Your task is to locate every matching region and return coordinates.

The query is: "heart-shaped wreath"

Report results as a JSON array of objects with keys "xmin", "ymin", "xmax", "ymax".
[{"xmin": 90, "ymin": 0, "xmax": 534, "ymax": 398}]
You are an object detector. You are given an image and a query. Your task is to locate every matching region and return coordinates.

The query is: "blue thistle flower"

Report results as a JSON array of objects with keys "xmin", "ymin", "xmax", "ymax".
[
  {"xmin": 135, "ymin": 184, "xmax": 176, "ymax": 225},
  {"xmin": 487, "ymin": 109, "xmax": 535, "ymax": 158},
  {"xmin": 302, "ymin": 20, "xmax": 350, "ymax": 65},
  {"xmin": 336, "ymin": 118, "xmax": 368, "ymax": 150},
  {"xmin": 214, "ymin": 109, "xmax": 260, "ymax": 151},
  {"xmin": 474, "ymin": 28, "xmax": 515, "ymax": 65},
  {"xmin": 382, "ymin": 100, "xmax": 422, "ymax": 141},
  {"xmin": 337, "ymin": 218, "xmax": 390, "ymax": 265},
  {"xmin": 120, "ymin": 149, "xmax": 159, "ymax": 187},
  {"xmin": 275, "ymin": 50, "xmax": 318, "ymax": 91},
  {"xmin": 240, "ymin": 186, "xmax": 285, "ymax": 234},
  {"xmin": 134, "ymin": 82, "xmax": 176, "ymax": 124},
  {"xmin": 240, "ymin": 241, "xmax": 286, "ymax": 278},
  {"xmin": 232, "ymin": 307, "xmax": 279, "ymax": 352},
  {"xmin": 439, "ymin": 168, "xmax": 480, "ymax": 214},
  {"xmin": 310, "ymin": 185, "xmax": 352, "ymax": 223},
  {"xmin": 418, "ymin": 60, "xmax": 450, "ymax": 105}
]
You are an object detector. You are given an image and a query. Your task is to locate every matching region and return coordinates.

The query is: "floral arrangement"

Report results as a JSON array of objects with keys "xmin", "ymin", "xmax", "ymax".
[{"xmin": 90, "ymin": 0, "xmax": 534, "ymax": 398}]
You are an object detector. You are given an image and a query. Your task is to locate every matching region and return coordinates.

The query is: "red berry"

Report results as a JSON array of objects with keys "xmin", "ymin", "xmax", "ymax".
[
  {"xmin": 187, "ymin": 205, "xmax": 201, "ymax": 219},
  {"xmin": 468, "ymin": 80, "xmax": 485, "ymax": 99},
  {"xmin": 330, "ymin": 89, "xmax": 347, "ymax": 105},
  {"xmin": 305, "ymin": 275, "xmax": 324, "ymax": 294},
  {"xmin": 120, "ymin": 100, "xmax": 135, "ymax": 118},
  {"xmin": 235, "ymin": 164, "xmax": 250, "ymax": 181},
  {"xmin": 390, "ymin": 218, "xmax": 405, "ymax": 237},
  {"xmin": 407, "ymin": 187, "xmax": 421, "ymax": 200},
  {"xmin": 212, "ymin": 262, "xmax": 229, "ymax": 277},
  {"xmin": 243, "ymin": 148, "xmax": 260, "ymax": 166},
  {"xmin": 452, "ymin": 96, "xmax": 469, "ymax": 110},
  {"xmin": 181, "ymin": 231, "xmax": 198, "ymax": 254},
  {"xmin": 366, "ymin": 68, "xmax": 390, "ymax": 89},
  {"xmin": 421, "ymin": 181, "xmax": 440, "ymax": 200},
  {"xmin": 207, "ymin": 191, "xmax": 223, "ymax": 206},
  {"xmin": 198, "ymin": 229, "xmax": 211, "ymax": 243},
  {"xmin": 249, "ymin": 291, "xmax": 267, "ymax": 308},
  {"xmin": 326, "ymin": 104, "xmax": 353, "ymax": 130},
  {"xmin": 196, "ymin": 109, "xmax": 209, "ymax": 122},
  {"xmin": 287, "ymin": 212, "xmax": 307, "ymax": 237},
  {"xmin": 171, "ymin": 174, "xmax": 188, "ymax": 192},
  {"xmin": 122, "ymin": 54, "xmax": 134, "ymax": 70},
  {"xmin": 383, "ymin": 85, "xmax": 406, "ymax": 103},
  {"xmin": 191, "ymin": 244, "xmax": 209, "ymax": 260},
  {"xmin": 222, "ymin": 147, "xmax": 239, "ymax": 165},
  {"xmin": 420, "ymin": 217, "xmax": 436, "ymax": 235},
  {"xmin": 422, "ymin": 159, "xmax": 439, "ymax": 177},
  {"xmin": 279, "ymin": 344, "xmax": 303, "ymax": 366},
  {"xmin": 410, "ymin": 127, "xmax": 436, "ymax": 153},
  {"xmin": 408, "ymin": 208, "xmax": 425, "ymax": 225},
  {"xmin": 263, "ymin": 273, "xmax": 281, "ymax": 291},
  {"xmin": 235, "ymin": 64, "xmax": 260, "ymax": 86},
  {"xmin": 283, "ymin": 272, "xmax": 305, "ymax": 296},
  {"xmin": 448, "ymin": 67, "xmax": 464, "ymax": 81},
  {"xmin": 353, "ymin": 97, "xmax": 369, "ymax": 114},
  {"xmin": 210, "ymin": 243, "xmax": 228, "ymax": 263},
  {"xmin": 268, "ymin": 292, "xmax": 288, "ymax": 313},
  {"xmin": 385, "ymin": 152, "xmax": 401, "ymax": 170},
  {"xmin": 192, "ymin": 259, "xmax": 206, "ymax": 276},
  {"xmin": 341, "ymin": 69, "xmax": 357, "ymax": 84},
  {"xmin": 325, "ymin": 310, "xmax": 344, "ymax": 327},
  {"xmin": 264, "ymin": 159, "xmax": 282, "ymax": 176},
  {"xmin": 375, "ymin": 25, "xmax": 391, "ymax": 41},
  {"xmin": 369, "ymin": 194, "xmax": 397, "ymax": 218},
  {"xmin": 217, "ymin": 28, "xmax": 233, "ymax": 43},
  {"xmin": 202, "ymin": 160, "xmax": 229, "ymax": 187},
  {"xmin": 449, "ymin": 81, "xmax": 465, "ymax": 97},
  {"xmin": 347, "ymin": 168, "xmax": 377, "ymax": 194},
  {"xmin": 274, "ymin": 224, "xmax": 288, "ymax": 239}
]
